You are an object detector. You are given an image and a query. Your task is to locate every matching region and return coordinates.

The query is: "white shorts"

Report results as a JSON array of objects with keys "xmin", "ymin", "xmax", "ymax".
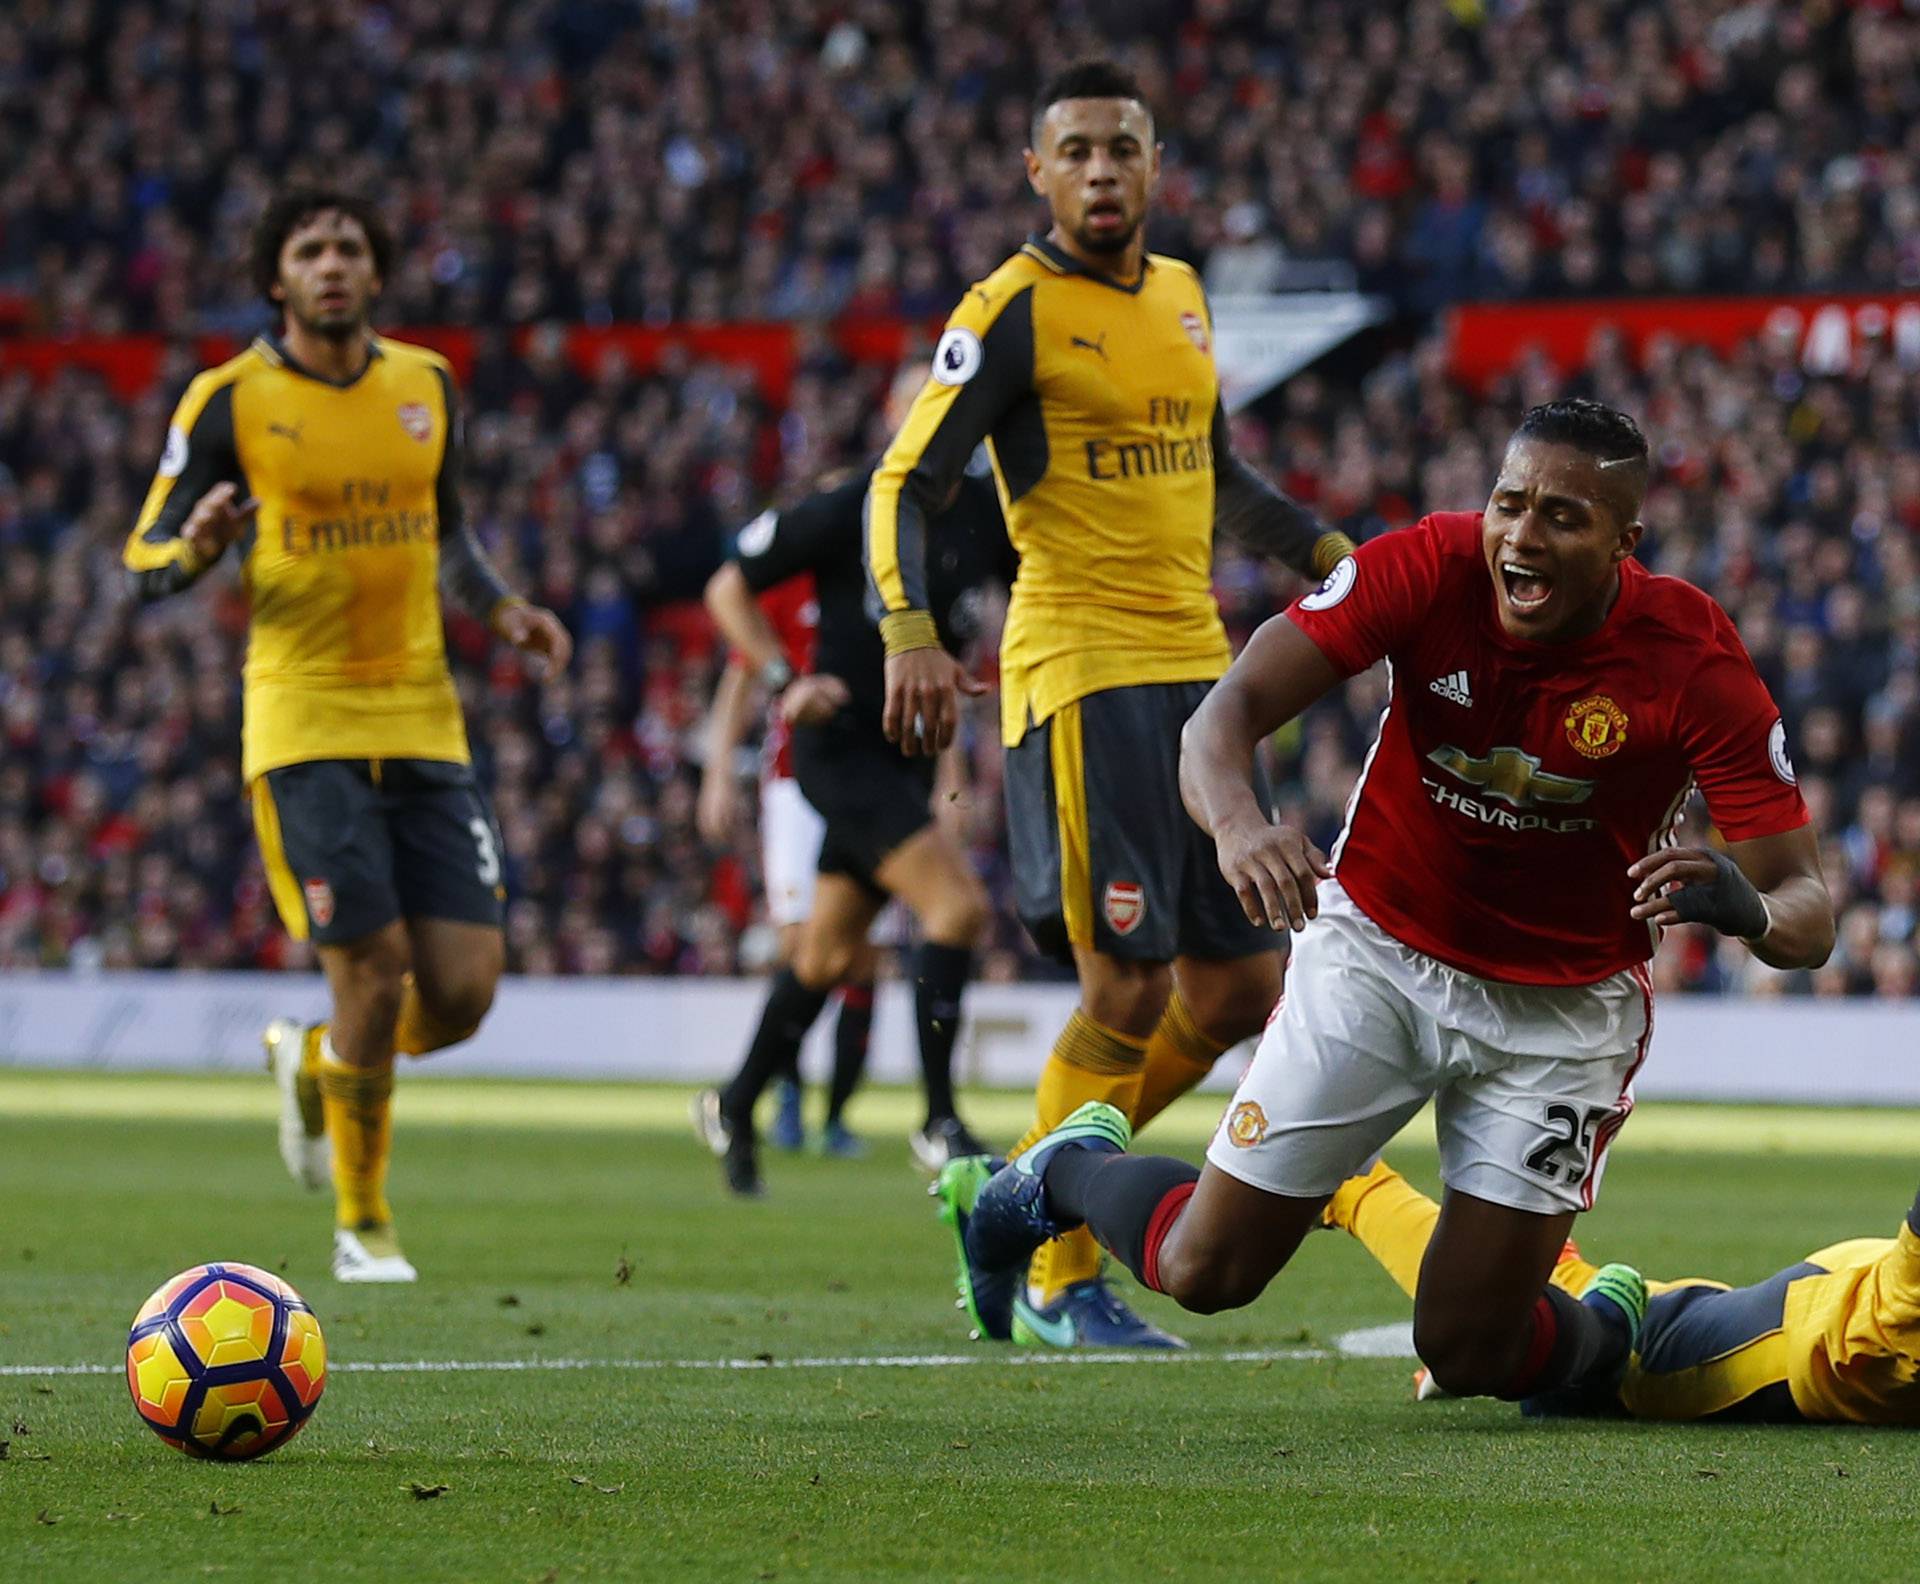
[
  {"xmin": 1206, "ymin": 881, "xmax": 1652, "ymax": 1216},
  {"xmin": 761, "ymin": 777, "xmax": 825, "ymax": 929}
]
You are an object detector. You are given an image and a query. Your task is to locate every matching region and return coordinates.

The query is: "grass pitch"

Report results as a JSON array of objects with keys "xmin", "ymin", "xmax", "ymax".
[{"xmin": 1, "ymin": 1070, "xmax": 1915, "ymax": 1582}]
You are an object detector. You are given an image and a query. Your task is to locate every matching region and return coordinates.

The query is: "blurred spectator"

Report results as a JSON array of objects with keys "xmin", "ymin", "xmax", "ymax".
[{"xmin": 2, "ymin": 3, "xmax": 1919, "ymax": 333}]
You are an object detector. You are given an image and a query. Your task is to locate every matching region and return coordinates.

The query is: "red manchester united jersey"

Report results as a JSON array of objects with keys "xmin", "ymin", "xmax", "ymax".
[
  {"xmin": 1288, "ymin": 512, "xmax": 1808, "ymax": 986},
  {"xmin": 757, "ymin": 576, "xmax": 818, "ymax": 781}
]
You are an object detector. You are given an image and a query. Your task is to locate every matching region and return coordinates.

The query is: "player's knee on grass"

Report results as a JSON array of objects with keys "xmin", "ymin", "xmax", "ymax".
[
  {"xmin": 1151, "ymin": 1234, "xmax": 1272, "ymax": 1316},
  {"xmin": 1411, "ymin": 1308, "xmax": 1530, "ymax": 1399}
]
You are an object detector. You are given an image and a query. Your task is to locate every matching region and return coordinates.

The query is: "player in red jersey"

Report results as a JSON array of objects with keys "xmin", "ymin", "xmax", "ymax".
[
  {"xmin": 950, "ymin": 400, "xmax": 1834, "ymax": 1407},
  {"xmin": 698, "ymin": 574, "xmax": 880, "ymax": 1161}
]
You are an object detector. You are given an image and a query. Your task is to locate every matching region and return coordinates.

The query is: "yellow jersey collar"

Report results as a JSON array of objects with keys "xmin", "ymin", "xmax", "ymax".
[
  {"xmin": 252, "ymin": 331, "xmax": 385, "ymax": 389},
  {"xmin": 1021, "ymin": 232, "xmax": 1152, "ymax": 295}
]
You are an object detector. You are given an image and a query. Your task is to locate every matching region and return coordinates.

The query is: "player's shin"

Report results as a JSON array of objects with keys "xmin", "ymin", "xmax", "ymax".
[
  {"xmin": 315, "ymin": 1033, "xmax": 395, "ymax": 1229},
  {"xmin": 1042, "ymin": 1147, "xmax": 1202, "ymax": 1294},
  {"xmin": 721, "ymin": 968, "xmax": 831, "ymax": 1126},
  {"xmin": 1327, "ymin": 1161, "xmax": 1437, "ymax": 1300},
  {"xmin": 1132, "ymin": 991, "xmax": 1227, "ymax": 1132},
  {"xmin": 826, "ymin": 982, "xmax": 874, "ymax": 1128},
  {"xmin": 1008, "ymin": 1010, "xmax": 1148, "ymax": 1159},
  {"xmin": 913, "ymin": 942, "xmax": 972, "ymax": 1126}
]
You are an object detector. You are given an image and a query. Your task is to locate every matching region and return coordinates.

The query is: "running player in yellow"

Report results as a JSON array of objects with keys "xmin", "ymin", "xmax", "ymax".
[
  {"xmin": 867, "ymin": 61, "xmax": 1353, "ymax": 1347},
  {"xmin": 124, "ymin": 190, "xmax": 570, "ymax": 1283},
  {"xmin": 1331, "ymin": 1160, "xmax": 1920, "ymax": 1423}
]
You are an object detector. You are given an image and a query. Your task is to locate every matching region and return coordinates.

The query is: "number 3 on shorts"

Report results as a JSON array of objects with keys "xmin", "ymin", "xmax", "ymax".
[{"xmin": 469, "ymin": 816, "xmax": 501, "ymax": 887}]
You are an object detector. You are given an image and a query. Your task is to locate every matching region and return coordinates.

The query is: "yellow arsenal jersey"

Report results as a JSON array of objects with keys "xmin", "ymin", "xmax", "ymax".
[
  {"xmin": 1782, "ymin": 1229, "xmax": 1920, "ymax": 1425},
  {"xmin": 125, "ymin": 333, "xmax": 510, "ymax": 783},
  {"xmin": 866, "ymin": 237, "xmax": 1236, "ymax": 747}
]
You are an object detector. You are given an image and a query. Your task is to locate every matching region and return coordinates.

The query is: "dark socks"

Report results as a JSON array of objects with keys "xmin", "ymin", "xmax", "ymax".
[
  {"xmin": 913, "ymin": 943, "xmax": 972, "ymax": 1125},
  {"xmin": 720, "ymin": 969, "xmax": 830, "ymax": 1127},
  {"xmin": 1501, "ymin": 1284, "xmax": 1626, "ymax": 1402},
  {"xmin": 827, "ymin": 982, "xmax": 875, "ymax": 1126},
  {"xmin": 1042, "ymin": 1149, "xmax": 1201, "ymax": 1291}
]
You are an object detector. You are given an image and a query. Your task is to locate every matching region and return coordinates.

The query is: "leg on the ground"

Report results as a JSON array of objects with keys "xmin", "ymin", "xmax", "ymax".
[
  {"xmin": 874, "ymin": 824, "xmax": 991, "ymax": 1161},
  {"xmin": 1326, "ymin": 1160, "xmax": 1439, "ymax": 1300},
  {"xmin": 316, "ymin": 921, "xmax": 417, "ymax": 1281},
  {"xmin": 1412, "ymin": 1190, "xmax": 1632, "ymax": 1401},
  {"xmin": 1051, "ymin": 1154, "xmax": 1328, "ymax": 1314},
  {"xmin": 397, "ymin": 918, "xmax": 505, "ymax": 1057}
]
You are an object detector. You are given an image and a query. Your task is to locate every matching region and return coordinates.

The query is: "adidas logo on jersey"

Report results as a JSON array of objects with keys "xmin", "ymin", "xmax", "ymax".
[{"xmin": 1429, "ymin": 669, "xmax": 1474, "ymax": 707}]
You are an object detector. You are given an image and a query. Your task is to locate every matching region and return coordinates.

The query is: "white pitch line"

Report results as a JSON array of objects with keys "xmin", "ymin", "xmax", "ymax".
[{"xmin": 1, "ymin": 1345, "xmax": 1335, "ymax": 1380}]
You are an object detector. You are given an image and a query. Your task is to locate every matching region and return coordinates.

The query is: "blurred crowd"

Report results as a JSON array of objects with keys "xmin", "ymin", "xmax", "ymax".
[
  {"xmin": 3, "ymin": 0, "xmax": 1917, "ymax": 333},
  {"xmin": 2, "ymin": 0, "xmax": 1918, "ymax": 995},
  {"xmin": 4, "ymin": 312, "xmax": 1919, "ymax": 996}
]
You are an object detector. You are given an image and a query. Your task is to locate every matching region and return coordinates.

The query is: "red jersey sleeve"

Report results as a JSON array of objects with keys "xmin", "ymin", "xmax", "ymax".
[
  {"xmin": 1285, "ymin": 514, "xmax": 1449, "ymax": 677},
  {"xmin": 1679, "ymin": 608, "xmax": 1809, "ymax": 841}
]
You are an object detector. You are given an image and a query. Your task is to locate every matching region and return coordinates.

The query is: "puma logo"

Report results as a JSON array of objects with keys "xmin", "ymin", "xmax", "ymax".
[
  {"xmin": 267, "ymin": 421, "xmax": 304, "ymax": 445},
  {"xmin": 1071, "ymin": 332, "xmax": 1108, "ymax": 360}
]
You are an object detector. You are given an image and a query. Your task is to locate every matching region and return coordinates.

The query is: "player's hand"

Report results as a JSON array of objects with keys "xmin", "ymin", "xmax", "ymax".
[
  {"xmin": 882, "ymin": 647, "xmax": 987, "ymax": 757},
  {"xmin": 1214, "ymin": 812, "xmax": 1331, "ymax": 932},
  {"xmin": 493, "ymin": 601, "xmax": 573, "ymax": 680},
  {"xmin": 181, "ymin": 482, "xmax": 258, "ymax": 564},
  {"xmin": 696, "ymin": 770, "xmax": 741, "ymax": 845},
  {"xmin": 1627, "ymin": 847, "xmax": 1769, "ymax": 939},
  {"xmin": 779, "ymin": 673, "xmax": 852, "ymax": 726}
]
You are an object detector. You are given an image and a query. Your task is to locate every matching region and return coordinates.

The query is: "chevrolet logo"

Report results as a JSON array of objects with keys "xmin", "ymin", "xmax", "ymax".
[{"xmin": 1427, "ymin": 744, "xmax": 1594, "ymax": 808}]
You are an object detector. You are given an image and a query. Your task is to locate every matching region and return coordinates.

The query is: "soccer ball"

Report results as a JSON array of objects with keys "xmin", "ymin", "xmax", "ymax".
[{"xmin": 125, "ymin": 1262, "xmax": 326, "ymax": 1460}]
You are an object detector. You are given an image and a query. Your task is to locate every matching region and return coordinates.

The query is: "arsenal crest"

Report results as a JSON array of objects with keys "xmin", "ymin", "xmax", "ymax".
[
  {"xmin": 1564, "ymin": 694, "xmax": 1629, "ymax": 759},
  {"xmin": 1104, "ymin": 880, "xmax": 1146, "ymax": 936},
  {"xmin": 397, "ymin": 402, "xmax": 433, "ymax": 442},
  {"xmin": 303, "ymin": 878, "xmax": 335, "ymax": 928},
  {"xmin": 1180, "ymin": 311, "xmax": 1210, "ymax": 353}
]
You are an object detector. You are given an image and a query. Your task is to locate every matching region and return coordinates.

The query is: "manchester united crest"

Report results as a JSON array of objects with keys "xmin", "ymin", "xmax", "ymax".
[
  {"xmin": 1225, "ymin": 1100, "xmax": 1267, "ymax": 1149},
  {"xmin": 1104, "ymin": 880, "xmax": 1145, "ymax": 936},
  {"xmin": 397, "ymin": 402, "xmax": 433, "ymax": 442},
  {"xmin": 1179, "ymin": 311, "xmax": 1210, "ymax": 353},
  {"xmin": 1564, "ymin": 694, "xmax": 1629, "ymax": 759}
]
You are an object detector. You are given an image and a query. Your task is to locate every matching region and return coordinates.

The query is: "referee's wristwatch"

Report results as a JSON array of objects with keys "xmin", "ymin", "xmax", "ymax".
[{"xmin": 758, "ymin": 656, "xmax": 795, "ymax": 693}]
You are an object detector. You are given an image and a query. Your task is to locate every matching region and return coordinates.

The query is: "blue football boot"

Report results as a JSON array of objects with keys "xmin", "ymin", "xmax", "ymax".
[
  {"xmin": 770, "ymin": 1079, "xmax": 806, "ymax": 1152},
  {"xmin": 948, "ymin": 1101, "xmax": 1132, "ymax": 1341},
  {"xmin": 1012, "ymin": 1276, "xmax": 1187, "ymax": 1350}
]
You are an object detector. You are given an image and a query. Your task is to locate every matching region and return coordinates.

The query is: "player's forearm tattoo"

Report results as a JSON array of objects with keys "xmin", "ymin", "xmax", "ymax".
[{"xmin": 439, "ymin": 520, "xmax": 516, "ymax": 619}]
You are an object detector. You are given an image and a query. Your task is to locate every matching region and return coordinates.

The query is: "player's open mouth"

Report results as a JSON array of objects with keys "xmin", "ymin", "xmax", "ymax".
[
  {"xmin": 1500, "ymin": 562, "xmax": 1553, "ymax": 611},
  {"xmin": 1086, "ymin": 201, "xmax": 1124, "ymax": 226}
]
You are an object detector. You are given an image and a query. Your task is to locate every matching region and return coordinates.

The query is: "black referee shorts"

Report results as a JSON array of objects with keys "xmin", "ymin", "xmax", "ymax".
[
  {"xmin": 251, "ymin": 758, "xmax": 507, "ymax": 946},
  {"xmin": 789, "ymin": 722, "xmax": 937, "ymax": 893},
  {"xmin": 1004, "ymin": 680, "xmax": 1280, "ymax": 964}
]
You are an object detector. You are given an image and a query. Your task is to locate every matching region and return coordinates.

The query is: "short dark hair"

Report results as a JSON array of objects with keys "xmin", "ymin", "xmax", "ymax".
[
  {"xmin": 1513, "ymin": 398, "xmax": 1649, "ymax": 512},
  {"xmin": 1030, "ymin": 59, "xmax": 1151, "ymax": 149},
  {"xmin": 250, "ymin": 189, "xmax": 394, "ymax": 303}
]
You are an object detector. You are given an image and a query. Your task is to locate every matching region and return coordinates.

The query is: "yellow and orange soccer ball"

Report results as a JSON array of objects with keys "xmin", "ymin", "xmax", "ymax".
[{"xmin": 125, "ymin": 1263, "xmax": 326, "ymax": 1459}]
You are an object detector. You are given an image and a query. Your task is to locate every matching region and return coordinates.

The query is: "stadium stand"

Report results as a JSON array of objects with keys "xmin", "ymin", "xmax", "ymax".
[{"xmin": 0, "ymin": 1, "xmax": 1916, "ymax": 996}]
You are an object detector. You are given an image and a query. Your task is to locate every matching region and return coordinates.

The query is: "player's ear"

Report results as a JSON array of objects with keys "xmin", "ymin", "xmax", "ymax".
[
  {"xmin": 1024, "ymin": 145, "xmax": 1046, "ymax": 197},
  {"xmin": 1615, "ymin": 517, "xmax": 1645, "ymax": 563}
]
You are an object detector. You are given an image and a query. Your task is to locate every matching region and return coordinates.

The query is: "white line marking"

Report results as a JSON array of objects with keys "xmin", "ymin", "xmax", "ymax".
[{"xmin": 3, "ymin": 1345, "xmax": 1337, "ymax": 1380}]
